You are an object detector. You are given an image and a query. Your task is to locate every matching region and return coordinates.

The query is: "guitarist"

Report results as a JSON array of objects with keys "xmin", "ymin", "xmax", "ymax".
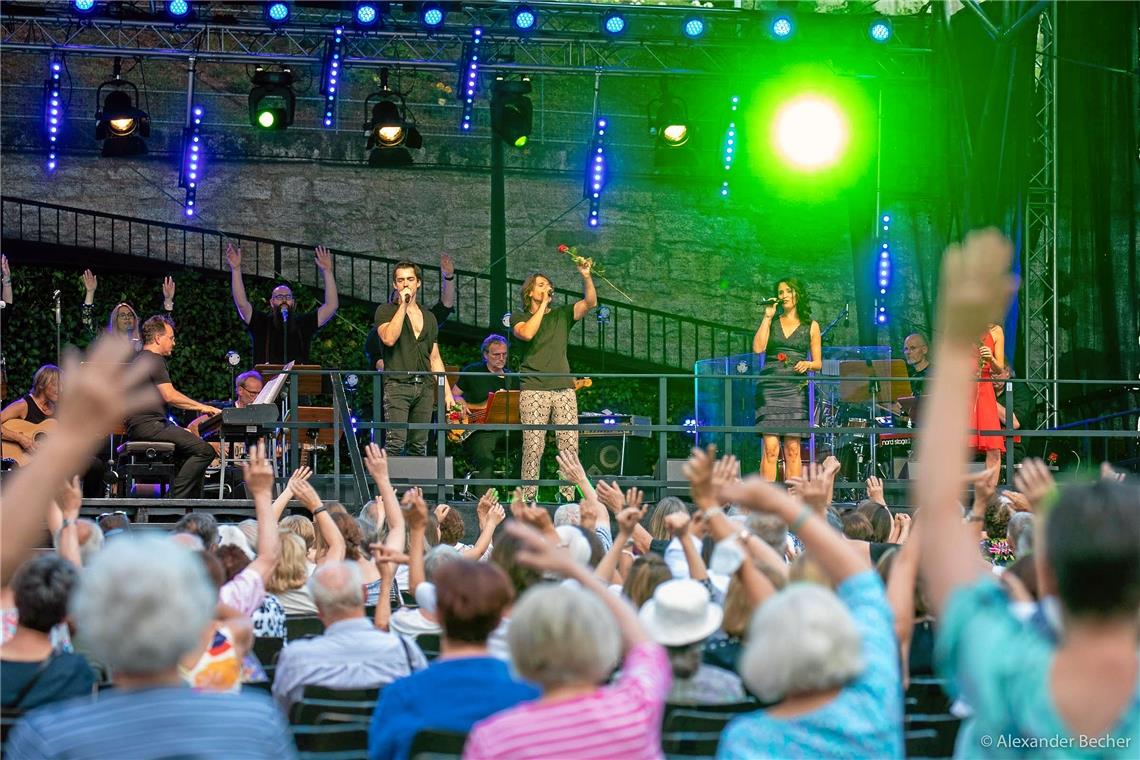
[
  {"xmin": 0, "ymin": 365, "xmax": 106, "ymax": 496},
  {"xmin": 452, "ymin": 335, "xmax": 514, "ymax": 490},
  {"xmin": 510, "ymin": 260, "xmax": 596, "ymax": 502}
]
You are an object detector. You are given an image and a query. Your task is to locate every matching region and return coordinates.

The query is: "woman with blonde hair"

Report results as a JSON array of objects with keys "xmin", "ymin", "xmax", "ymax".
[
  {"xmin": 81, "ymin": 269, "xmax": 174, "ymax": 350},
  {"xmin": 267, "ymin": 532, "xmax": 317, "ymax": 616}
]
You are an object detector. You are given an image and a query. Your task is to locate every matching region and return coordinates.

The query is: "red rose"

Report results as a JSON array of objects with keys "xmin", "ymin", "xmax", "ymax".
[
  {"xmin": 1047, "ymin": 452, "xmax": 1058, "ymax": 463},
  {"xmin": 557, "ymin": 244, "xmax": 569, "ymax": 253},
  {"xmin": 777, "ymin": 353, "xmax": 787, "ymax": 362}
]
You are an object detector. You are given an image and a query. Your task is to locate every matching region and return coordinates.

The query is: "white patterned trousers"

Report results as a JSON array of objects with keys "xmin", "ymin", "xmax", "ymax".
[{"xmin": 519, "ymin": 388, "xmax": 579, "ymax": 501}]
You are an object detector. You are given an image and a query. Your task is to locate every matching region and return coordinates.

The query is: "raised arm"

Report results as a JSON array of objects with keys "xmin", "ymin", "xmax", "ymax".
[
  {"xmin": 464, "ymin": 492, "xmax": 505, "ymax": 560},
  {"xmin": 293, "ymin": 479, "xmax": 345, "ymax": 565},
  {"xmin": 162, "ymin": 276, "xmax": 175, "ymax": 313},
  {"xmin": 915, "ymin": 230, "xmax": 1017, "ymax": 615},
  {"xmin": 270, "ymin": 465, "xmax": 312, "ymax": 519},
  {"xmin": 226, "ymin": 242, "xmax": 253, "ymax": 324},
  {"xmin": 594, "ymin": 493, "xmax": 646, "ymax": 584},
  {"xmin": 439, "ymin": 253, "xmax": 456, "ymax": 309},
  {"xmin": 364, "ymin": 444, "xmax": 404, "ymax": 551},
  {"xmin": 243, "ymin": 442, "xmax": 281, "ymax": 583},
  {"xmin": 571, "ymin": 259, "xmax": 597, "ymax": 321},
  {"xmin": 1, "ymin": 255, "xmax": 12, "ymax": 305},
  {"xmin": 665, "ymin": 512, "xmax": 708, "ymax": 581},
  {"xmin": 377, "ymin": 302, "xmax": 408, "ymax": 347},
  {"xmin": 314, "ymin": 246, "xmax": 339, "ymax": 326},
  {"xmin": 403, "ymin": 488, "xmax": 428, "ymax": 596},
  {"xmin": 596, "ymin": 480, "xmax": 653, "ymax": 554},
  {"xmin": 752, "ymin": 302, "xmax": 777, "ymax": 354},
  {"xmin": 48, "ymin": 477, "xmax": 83, "ymax": 568}
]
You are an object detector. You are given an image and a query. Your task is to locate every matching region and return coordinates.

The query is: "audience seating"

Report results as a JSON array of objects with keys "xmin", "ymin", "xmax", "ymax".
[
  {"xmin": 289, "ymin": 685, "xmax": 381, "ymax": 727},
  {"xmin": 253, "ymin": 636, "xmax": 285, "ymax": 665},
  {"xmin": 416, "ymin": 633, "xmax": 441, "ymax": 660},
  {"xmin": 661, "ymin": 730, "xmax": 722, "ymax": 756},
  {"xmin": 664, "ymin": 708, "xmax": 739, "ymax": 734},
  {"xmin": 662, "ymin": 699, "xmax": 758, "ymax": 729},
  {"xmin": 290, "ymin": 722, "xmax": 369, "ymax": 755},
  {"xmin": 906, "ymin": 677, "xmax": 953, "ymax": 715},
  {"xmin": 904, "ymin": 713, "xmax": 962, "ymax": 758},
  {"xmin": 285, "ymin": 615, "xmax": 326, "ymax": 640},
  {"xmin": 408, "ymin": 728, "xmax": 468, "ymax": 760}
]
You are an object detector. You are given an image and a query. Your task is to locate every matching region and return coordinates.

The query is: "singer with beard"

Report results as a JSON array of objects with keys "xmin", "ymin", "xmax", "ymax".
[
  {"xmin": 226, "ymin": 241, "xmax": 339, "ymax": 365},
  {"xmin": 752, "ymin": 278, "xmax": 821, "ymax": 482}
]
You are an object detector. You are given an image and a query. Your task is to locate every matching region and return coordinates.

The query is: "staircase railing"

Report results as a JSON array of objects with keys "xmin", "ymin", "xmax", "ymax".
[{"xmin": 1, "ymin": 196, "xmax": 756, "ymax": 369}]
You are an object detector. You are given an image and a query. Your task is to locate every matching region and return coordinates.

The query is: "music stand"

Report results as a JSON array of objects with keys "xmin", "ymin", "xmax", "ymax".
[
  {"xmin": 483, "ymin": 389, "xmax": 521, "ymax": 474},
  {"xmin": 215, "ymin": 367, "xmax": 290, "ymax": 498},
  {"xmin": 837, "ymin": 359, "xmax": 910, "ymax": 480},
  {"xmin": 255, "ymin": 363, "xmax": 324, "ymax": 396}
]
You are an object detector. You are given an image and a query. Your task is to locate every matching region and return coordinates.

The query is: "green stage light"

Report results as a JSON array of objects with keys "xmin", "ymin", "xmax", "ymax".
[
  {"xmin": 257, "ymin": 110, "xmax": 276, "ymax": 129},
  {"xmin": 772, "ymin": 95, "xmax": 849, "ymax": 170}
]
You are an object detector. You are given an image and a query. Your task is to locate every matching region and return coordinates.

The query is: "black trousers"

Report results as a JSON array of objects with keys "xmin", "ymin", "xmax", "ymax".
[
  {"xmin": 126, "ymin": 421, "xmax": 216, "ymax": 500},
  {"xmin": 383, "ymin": 381, "xmax": 435, "ymax": 456},
  {"xmin": 465, "ymin": 429, "xmax": 506, "ymax": 484}
]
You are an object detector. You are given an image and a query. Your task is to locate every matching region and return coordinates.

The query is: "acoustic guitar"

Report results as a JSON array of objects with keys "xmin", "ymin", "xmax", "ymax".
[
  {"xmin": 449, "ymin": 377, "xmax": 593, "ymax": 444},
  {"xmin": 1, "ymin": 418, "xmax": 58, "ymax": 467}
]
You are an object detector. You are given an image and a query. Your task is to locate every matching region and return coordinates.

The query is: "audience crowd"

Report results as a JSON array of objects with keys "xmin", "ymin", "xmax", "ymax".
[{"xmin": 0, "ymin": 230, "xmax": 1137, "ymax": 759}]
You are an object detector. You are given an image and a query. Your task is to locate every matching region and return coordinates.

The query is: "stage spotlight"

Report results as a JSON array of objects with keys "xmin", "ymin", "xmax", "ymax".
[
  {"xmin": 770, "ymin": 14, "xmax": 793, "ymax": 39},
  {"xmin": 72, "ymin": 0, "xmax": 96, "ymax": 15},
  {"xmin": 491, "ymin": 75, "xmax": 533, "ymax": 148},
  {"xmin": 869, "ymin": 18, "xmax": 893, "ymax": 43},
  {"xmin": 421, "ymin": 3, "xmax": 446, "ymax": 29},
  {"xmin": 320, "ymin": 26, "xmax": 345, "ymax": 128},
  {"xmin": 649, "ymin": 92, "xmax": 690, "ymax": 148},
  {"xmin": 512, "ymin": 5, "xmax": 537, "ymax": 32},
  {"xmin": 248, "ymin": 68, "xmax": 295, "ymax": 130},
  {"xmin": 95, "ymin": 89, "xmax": 150, "ymax": 156},
  {"xmin": 364, "ymin": 69, "xmax": 423, "ymax": 166},
  {"xmin": 772, "ymin": 94, "xmax": 848, "ymax": 171},
  {"xmin": 43, "ymin": 58, "xmax": 63, "ymax": 173},
  {"xmin": 354, "ymin": 2, "xmax": 379, "ymax": 27},
  {"xmin": 264, "ymin": 1, "xmax": 291, "ymax": 25},
  {"xmin": 602, "ymin": 12, "xmax": 626, "ymax": 36},
  {"xmin": 682, "ymin": 16, "xmax": 706, "ymax": 39},
  {"xmin": 166, "ymin": 0, "xmax": 191, "ymax": 20}
]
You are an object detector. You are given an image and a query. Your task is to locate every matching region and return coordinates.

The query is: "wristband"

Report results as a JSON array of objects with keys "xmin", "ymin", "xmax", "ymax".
[
  {"xmin": 442, "ymin": 274, "xmax": 455, "ymax": 281},
  {"xmin": 313, "ymin": 506, "xmax": 330, "ymax": 516},
  {"xmin": 789, "ymin": 505, "xmax": 813, "ymax": 534},
  {"xmin": 60, "ymin": 518, "xmax": 76, "ymax": 530}
]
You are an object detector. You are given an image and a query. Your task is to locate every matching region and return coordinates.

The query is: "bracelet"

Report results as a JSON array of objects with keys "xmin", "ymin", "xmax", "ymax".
[
  {"xmin": 442, "ymin": 274, "xmax": 455, "ymax": 281},
  {"xmin": 60, "ymin": 518, "xmax": 76, "ymax": 530},
  {"xmin": 313, "ymin": 506, "xmax": 330, "ymax": 516},
  {"xmin": 965, "ymin": 514, "xmax": 984, "ymax": 523},
  {"xmin": 789, "ymin": 505, "xmax": 814, "ymax": 533}
]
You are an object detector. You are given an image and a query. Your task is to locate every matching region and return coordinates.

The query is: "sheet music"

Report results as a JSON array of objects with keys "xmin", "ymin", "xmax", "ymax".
[{"xmin": 253, "ymin": 360, "xmax": 294, "ymax": 405}]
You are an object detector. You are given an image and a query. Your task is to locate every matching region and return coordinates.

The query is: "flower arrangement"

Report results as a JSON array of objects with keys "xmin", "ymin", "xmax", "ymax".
[{"xmin": 985, "ymin": 538, "xmax": 1016, "ymax": 566}]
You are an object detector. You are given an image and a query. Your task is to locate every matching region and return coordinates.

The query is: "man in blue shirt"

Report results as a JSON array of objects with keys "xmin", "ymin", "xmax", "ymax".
[{"xmin": 368, "ymin": 559, "xmax": 538, "ymax": 760}]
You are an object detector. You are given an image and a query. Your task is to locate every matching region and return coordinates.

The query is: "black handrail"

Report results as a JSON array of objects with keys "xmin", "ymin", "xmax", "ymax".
[{"xmin": 1, "ymin": 195, "xmax": 755, "ymax": 370}]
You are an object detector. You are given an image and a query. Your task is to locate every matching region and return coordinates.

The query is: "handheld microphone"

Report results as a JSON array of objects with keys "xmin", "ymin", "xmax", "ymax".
[
  {"xmin": 53, "ymin": 290, "xmax": 61, "ymax": 324},
  {"xmin": 760, "ymin": 297, "xmax": 779, "ymax": 305},
  {"xmin": 280, "ymin": 306, "xmax": 289, "ymax": 322}
]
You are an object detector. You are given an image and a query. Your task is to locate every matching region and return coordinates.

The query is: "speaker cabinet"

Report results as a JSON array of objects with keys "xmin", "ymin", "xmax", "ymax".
[{"xmin": 579, "ymin": 435, "xmax": 651, "ymax": 478}]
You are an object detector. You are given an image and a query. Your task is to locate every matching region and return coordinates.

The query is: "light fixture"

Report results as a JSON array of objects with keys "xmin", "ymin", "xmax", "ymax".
[
  {"xmin": 179, "ymin": 105, "xmax": 204, "ymax": 217},
  {"xmin": 512, "ymin": 5, "xmax": 537, "ymax": 32},
  {"xmin": 875, "ymin": 213, "xmax": 892, "ymax": 324},
  {"xmin": 364, "ymin": 68, "xmax": 422, "ymax": 166},
  {"xmin": 583, "ymin": 116, "xmax": 607, "ymax": 227},
  {"xmin": 772, "ymin": 94, "xmax": 849, "ymax": 170},
  {"xmin": 682, "ymin": 16, "xmax": 706, "ymax": 39},
  {"xmin": 720, "ymin": 95, "xmax": 739, "ymax": 197},
  {"xmin": 43, "ymin": 57, "xmax": 63, "ymax": 173},
  {"xmin": 165, "ymin": 0, "xmax": 191, "ymax": 20},
  {"xmin": 457, "ymin": 28, "xmax": 483, "ymax": 132},
  {"xmin": 248, "ymin": 68, "xmax": 295, "ymax": 130},
  {"xmin": 649, "ymin": 90, "xmax": 690, "ymax": 148},
  {"xmin": 420, "ymin": 2, "xmax": 446, "ymax": 29},
  {"xmin": 72, "ymin": 0, "xmax": 97, "ymax": 15},
  {"xmin": 320, "ymin": 25, "xmax": 345, "ymax": 129},
  {"xmin": 264, "ymin": 1, "xmax": 291, "ymax": 26},
  {"xmin": 354, "ymin": 2, "xmax": 380, "ymax": 27},
  {"xmin": 491, "ymin": 75, "xmax": 533, "ymax": 148},
  {"xmin": 770, "ymin": 14, "xmax": 794, "ymax": 39},
  {"xmin": 602, "ymin": 12, "xmax": 626, "ymax": 37},
  {"xmin": 94, "ymin": 59, "xmax": 150, "ymax": 157},
  {"xmin": 869, "ymin": 18, "xmax": 893, "ymax": 43}
]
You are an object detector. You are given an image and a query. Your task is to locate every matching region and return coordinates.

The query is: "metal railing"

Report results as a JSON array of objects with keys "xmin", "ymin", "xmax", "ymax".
[{"xmin": 0, "ymin": 195, "xmax": 755, "ymax": 370}]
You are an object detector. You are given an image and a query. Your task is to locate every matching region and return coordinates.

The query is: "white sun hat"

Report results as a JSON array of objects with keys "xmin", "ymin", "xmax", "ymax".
[{"xmin": 638, "ymin": 578, "xmax": 724, "ymax": 647}]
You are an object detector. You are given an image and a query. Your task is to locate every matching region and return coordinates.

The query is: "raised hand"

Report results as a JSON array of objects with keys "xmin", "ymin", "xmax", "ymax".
[
  {"xmin": 363, "ymin": 443, "xmax": 390, "ymax": 483},
  {"xmin": 504, "ymin": 521, "xmax": 577, "ymax": 578},
  {"xmin": 967, "ymin": 465, "xmax": 1000, "ymax": 509},
  {"xmin": 664, "ymin": 511, "xmax": 691, "ymax": 537},
  {"xmin": 594, "ymin": 480, "xmax": 625, "ymax": 513},
  {"xmin": 55, "ymin": 475, "xmax": 83, "ymax": 521},
  {"xmin": 509, "ymin": 487, "xmax": 527, "ymax": 520},
  {"xmin": 224, "ymin": 241, "xmax": 243, "ymax": 271},
  {"xmin": 369, "ymin": 543, "xmax": 410, "ymax": 566},
  {"xmin": 1, "ymin": 255, "xmax": 10, "ymax": 280},
  {"xmin": 625, "ymin": 486, "xmax": 644, "ymax": 513},
  {"xmin": 401, "ymin": 487, "xmax": 428, "ymax": 531},
  {"xmin": 866, "ymin": 475, "xmax": 886, "ymax": 505},
  {"xmin": 241, "ymin": 441, "xmax": 275, "ymax": 500},
  {"xmin": 556, "ymin": 449, "xmax": 588, "ymax": 486},
  {"xmin": 682, "ymin": 445, "xmax": 718, "ymax": 509},
  {"xmin": 485, "ymin": 503, "xmax": 506, "ymax": 528},
  {"xmin": 288, "ymin": 465, "xmax": 313, "ymax": 488},
  {"xmin": 1012, "ymin": 458, "xmax": 1056, "ymax": 512},
  {"xmin": 784, "ymin": 461, "xmax": 834, "ymax": 513},
  {"xmin": 291, "ymin": 479, "xmax": 324, "ymax": 513},
  {"xmin": 434, "ymin": 503, "xmax": 452, "ymax": 523},
  {"xmin": 576, "ymin": 257, "xmax": 592, "ymax": 278},
  {"xmin": 440, "ymin": 252, "xmax": 455, "ymax": 278},
  {"xmin": 615, "ymin": 503, "xmax": 646, "ymax": 536},
  {"xmin": 520, "ymin": 503, "xmax": 554, "ymax": 533},
  {"xmin": 162, "ymin": 276, "xmax": 175, "ymax": 305},
  {"xmin": 1004, "ymin": 490, "xmax": 1032, "ymax": 513},
  {"xmin": 710, "ymin": 452, "xmax": 739, "ymax": 494},
  {"xmin": 893, "ymin": 513, "xmax": 912, "ymax": 543},
  {"xmin": 81, "ymin": 269, "xmax": 97, "ymax": 294},
  {"xmin": 315, "ymin": 245, "xmax": 333, "ymax": 272},
  {"xmin": 935, "ymin": 229, "xmax": 1017, "ymax": 345},
  {"xmin": 720, "ymin": 474, "xmax": 797, "ymax": 518},
  {"xmin": 1100, "ymin": 461, "xmax": 1126, "ymax": 483},
  {"xmin": 762, "ymin": 301, "xmax": 777, "ymax": 320}
]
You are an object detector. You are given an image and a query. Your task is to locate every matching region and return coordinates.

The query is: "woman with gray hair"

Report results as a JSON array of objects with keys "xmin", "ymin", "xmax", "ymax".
[
  {"xmin": 714, "ymin": 474, "xmax": 903, "ymax": 759},
  {"xmin": 464, "ymin": 518, "xmax": 671, "ymax": 760}
]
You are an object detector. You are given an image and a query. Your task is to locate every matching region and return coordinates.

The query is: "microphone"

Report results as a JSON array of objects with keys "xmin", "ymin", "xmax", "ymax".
[
  {"xmin": 53, "ymin": 290, "xmax": 61, "ymax": 324},
  {"xmin": 280, "ymin": 306, "xmax": 289, "ymax": 322},
  {"xmin": 760, "ymin": 297, "xmax": 779, "ymax": 305}
]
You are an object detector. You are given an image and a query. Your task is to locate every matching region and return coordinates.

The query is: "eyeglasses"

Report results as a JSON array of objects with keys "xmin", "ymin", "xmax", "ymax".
[
  {"xmin": 486, "ymin": 351, "xmax": 508, "ymax": 358},
  {"xmin": 97, "ymin": 511, "xmax": 129, "ymax": 523}
]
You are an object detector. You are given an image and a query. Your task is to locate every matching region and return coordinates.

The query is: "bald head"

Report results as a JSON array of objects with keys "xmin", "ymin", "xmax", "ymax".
[
  {"xmin": 903, "ymin": 333, "xmax": 929, "ymax": 371},
  {"xmin": 308, "ymin": 561, "xmax": 364, "ymax": 622}
]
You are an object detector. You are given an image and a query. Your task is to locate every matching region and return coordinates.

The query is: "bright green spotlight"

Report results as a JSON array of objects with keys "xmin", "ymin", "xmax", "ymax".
[
  {"xmin": 772, "ymin": 95, "xmax": 849, "ymax": 171},
  {"xmin": 257, "ymin": 110, "xmax": 276, "ymax": 129}
]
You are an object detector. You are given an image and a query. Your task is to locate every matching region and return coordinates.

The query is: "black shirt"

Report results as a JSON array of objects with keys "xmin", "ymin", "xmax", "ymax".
[
  {"xmin": 19, "ymin": 394, "xmax": 50, "ymax": 425},
  {"xmin": 124, "ymin": 350, "xmax": 172, "ymax": 430},
  {"xmin": 907, "ymin": 364, "xmax": 929, "ymax": 397},
  {"xmin": 247, "ymin": 309, "xmax": 321, "ymax": 366},
  {"xmin": 374, "ymin": 303, "xmax": 439, "ymax": 380},
  {"xmin": 456, "ymin": 361, "xmax": 513, "ymax": 407},
  {"xmin": 365, "ymin": 302, "xmax": 453, "ymax": 370},
  {"xmin": 510, "ymin": 304, "xmax": 577, "ymax": 391}
]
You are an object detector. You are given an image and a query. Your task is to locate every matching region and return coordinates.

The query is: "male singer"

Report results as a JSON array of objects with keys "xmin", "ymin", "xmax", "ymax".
[
  {"xmin": 375, "ymin": 261, "xmax": 455, "ymax": 456},
  {"xmin": 226, "ymin": 241, "xmax": 339, "ymax": 365}
]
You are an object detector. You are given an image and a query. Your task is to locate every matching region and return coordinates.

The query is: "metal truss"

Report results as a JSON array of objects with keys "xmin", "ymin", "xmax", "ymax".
[
  {"xmin": 0, "ymin": 8, "xmax": 933, "ymax": 79},
  {"xmin": 1023, "ymin": 1, "xmax": 1058, "ymax": 426}
]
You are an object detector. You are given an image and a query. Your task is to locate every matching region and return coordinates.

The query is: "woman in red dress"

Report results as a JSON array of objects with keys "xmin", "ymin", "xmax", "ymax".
[{"xmin": 969, "ymin": 323, "xmax": 1006, "ymax": 471}]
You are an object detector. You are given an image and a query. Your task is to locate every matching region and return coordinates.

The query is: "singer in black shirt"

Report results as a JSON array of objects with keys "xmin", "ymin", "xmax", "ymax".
[{"xmin": 226, "ymin": 242, "xmax": 339, "ymax": 365}]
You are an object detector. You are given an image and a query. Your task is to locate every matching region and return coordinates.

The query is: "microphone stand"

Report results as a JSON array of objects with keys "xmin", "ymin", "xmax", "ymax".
[
  {"xmin": 816, "ymin": 303, "xmax": 849, "ymax": 464},
  {"xmin": 865, "ymin": 358, "xmax": 880, "ymax": 480},
  {"xmin": 280, "ymin": 308, "xmax": 289, "ymax": 364},
  {"xmin": 53, "ymin": 290, "xmax": 62, "ymax": 367}
]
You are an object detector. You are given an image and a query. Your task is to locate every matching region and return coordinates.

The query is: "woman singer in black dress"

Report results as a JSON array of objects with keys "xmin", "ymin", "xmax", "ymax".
[{"xmin": 752, "ymin": 278, "xmax": 822, "ymax": 482}]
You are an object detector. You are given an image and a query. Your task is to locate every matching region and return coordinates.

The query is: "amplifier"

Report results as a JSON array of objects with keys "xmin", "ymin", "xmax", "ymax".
[{"xmin": 578, "ymin": 413, "xmax": 652, "ymax": 438}]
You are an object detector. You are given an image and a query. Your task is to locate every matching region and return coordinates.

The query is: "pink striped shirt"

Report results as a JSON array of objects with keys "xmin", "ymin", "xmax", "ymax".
[{"xmin": 463, "ymin": 641, "xmax": 671, "ymax": 760}]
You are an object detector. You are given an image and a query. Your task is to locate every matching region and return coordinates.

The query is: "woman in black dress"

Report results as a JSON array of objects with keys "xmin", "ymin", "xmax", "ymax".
[{"xmin": 752, "ymin": 278, "xmax": 822, "ymax": 481}]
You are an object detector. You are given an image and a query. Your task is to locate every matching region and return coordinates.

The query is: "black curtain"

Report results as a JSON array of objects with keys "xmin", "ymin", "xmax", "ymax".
[{"xmin": 1054, "ymin": 1, "xmax": 1139, "ymax": 425}]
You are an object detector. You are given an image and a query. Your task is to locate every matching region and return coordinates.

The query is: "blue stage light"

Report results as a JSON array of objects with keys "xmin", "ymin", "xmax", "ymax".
[
  {"xmin": 603, "ymin": 13, "xmax": 626, "ymax": 36},
  {"xmin": 320, "ymin": 26, "xmax": 345, "ymax": 129},
  {"xmin": 512, "ymin": 6, "xmax": 537, "ymax": 31},
  {"xmin": 875, "ymin": 212, "xmax": 892, "ymax": 324},
  {"xmin": 720, "ymin": 95, "xmax": 738, "ymax": 197},
  {"xmin": 458, "ymin": 29, "xmax": 482, "ymax": 132},
  {"xmin": 44, "ymin": 58, "xmax": 63, "ymax": 173},
  {"xmin": 355, "ymin": 3, "xmax": 378, "ymax": 26},
  {"xmin": 869, "ymin": 18, "xmax": 892, "ymax": 43},
  {"xmin": 179, "ymin": 105, "xmax": 204, "ymax": 217},
  {"xmin": 584, "ymin": 117, "xmax": 607, "ymax": 227},
  {"xmin": 167, "ymin": 0, "xmax": 190, "ymax": 19},
  {"xmin": 421, "ymin": 4, "xmax": 445, "ymax": 28},
  {"xmin": 682, "ymin": 16, "xmax": 706, "ymax": 39},
  {"xmin": 771, "ymin": 15, "xmax": 793, "ymax": 39},
  {"xmin": 265, "ymin": 2, "xmax": 291, "ymax": 24},
  {"xmin": 72, "ymin": 0, "xmax": 96, "ymax": 14}
]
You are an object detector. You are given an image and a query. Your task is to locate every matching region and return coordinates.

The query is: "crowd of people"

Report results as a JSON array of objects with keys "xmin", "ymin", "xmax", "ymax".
[{"xmin": 0, "ymin": 230, "xmax": 1137, "ymax": 758}]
